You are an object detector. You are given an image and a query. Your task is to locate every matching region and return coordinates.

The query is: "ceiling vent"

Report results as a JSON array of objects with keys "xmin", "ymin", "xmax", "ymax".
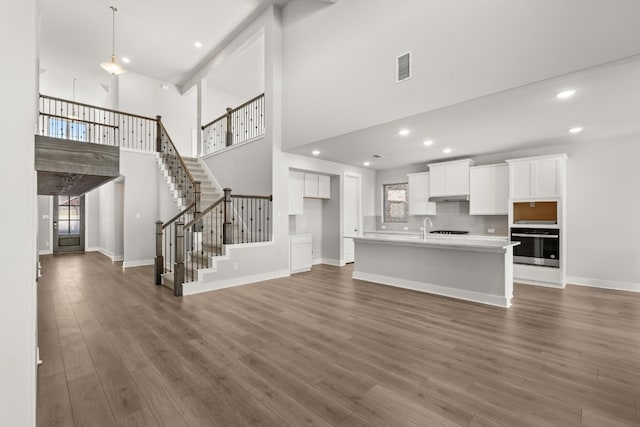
[{"xmin": 396, "ymin": 52, "xmax": 411, "ymax": 82}]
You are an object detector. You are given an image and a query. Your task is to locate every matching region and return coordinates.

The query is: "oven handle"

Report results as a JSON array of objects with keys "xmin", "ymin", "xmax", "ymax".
[{"xmin": 511, "ymin": 233, "xmax": 559, "ymax": 239}]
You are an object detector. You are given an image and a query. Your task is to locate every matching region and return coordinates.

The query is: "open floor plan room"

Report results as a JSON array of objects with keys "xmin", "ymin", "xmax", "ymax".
[{"xmin": 37, "ymin": 252, "xmax": 640, "ymax": 426}]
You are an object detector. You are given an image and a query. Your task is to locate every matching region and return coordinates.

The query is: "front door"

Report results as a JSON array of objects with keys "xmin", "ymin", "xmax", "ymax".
[{"xmin": 53, "ymin": 195, "xmax": 85, "ymax": 253}]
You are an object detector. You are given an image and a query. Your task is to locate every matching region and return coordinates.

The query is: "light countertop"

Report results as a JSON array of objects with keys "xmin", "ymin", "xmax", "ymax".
[{"xmin": 354, "ymin": 233, "xmax": 519, "ymax": 253}]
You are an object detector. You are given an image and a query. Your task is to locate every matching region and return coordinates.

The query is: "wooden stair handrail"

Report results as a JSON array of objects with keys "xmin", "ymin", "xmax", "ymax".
[
  {"xmin": 158, "ymin": 120, "xmax": 196, "ymax": 185},
  {"xmin": 183, "ymin": 196, "xmax": 224, "ymax": 229},
  {"xmin": 39, "ymin": 112, "xmax": 120, "ymax": 129},
  {"xmin": 162, "ymin": 202, "xmax": 196, "ymax": 230}
]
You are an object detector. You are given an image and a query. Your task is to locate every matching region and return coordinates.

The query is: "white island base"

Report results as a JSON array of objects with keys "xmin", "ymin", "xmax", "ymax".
[{"xmin": 352, "ymin": 236, "xmax": 518, "ymax": 308}]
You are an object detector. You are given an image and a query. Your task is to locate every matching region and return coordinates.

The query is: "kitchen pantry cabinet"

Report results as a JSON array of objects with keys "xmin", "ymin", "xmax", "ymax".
[
  {"xmin": 303, "ymin": 173, "xmax": 331, "ymax": 199},
  {"xmin": 469, "ymin": 164, "xmax": 508, "ymax": 215},
  {"xmin": 288, "ymin": 170, "xmax": 304, "ymax": 215},
  {"xmin": 407, "ymin": 172, "xmax": 436, "ymax": 216},
  {"xmin": 428, "ymin": 159, "xmax": 475, "ymax": 199},
  {"xmin": 506, "ymin": 154, "xmax": 567, "ymax": 199},
  {"xmin": 290, "ymin": 234, "xmax": 312, "ymax": 273}
]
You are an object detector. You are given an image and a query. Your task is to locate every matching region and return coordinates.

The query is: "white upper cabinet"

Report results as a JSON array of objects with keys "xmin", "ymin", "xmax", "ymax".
[
  {"xmin": 506, "ymin": 154, "xmax": 567, "ymax": 199},
  {"xmin": 318, "ymin": 175, "xmax": 331, "ymax": 199},
  {"xmin": 428, "ymin": 159, "xmax": 475, "ymax": 199},
  {"xmin": 289, "ymin": 170, "xmax": 304, "ymax": 215},
  {"xmin": 469, "ymin": 164, "xmax": 508, "ymax": 215},
  {"xmin": 303, "ymin": 173, "xmax": 331, "ymax": 199},
  {"xmin": 407, "ymin": 172, "xmax": 436, "ymax": 216}
]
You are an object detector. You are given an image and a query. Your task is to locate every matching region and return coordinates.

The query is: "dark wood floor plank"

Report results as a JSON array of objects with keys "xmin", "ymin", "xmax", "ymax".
[
  {"xmin": 37, "ymin": 253, "xmax": 640, "ymax": 427},
  {"xmin": 36, "ymin": 372, "xmax": 74, "ymax": 427},
  {"xmin": 67, "ymin": 373, "xmax": 117, "ymax": 427}
]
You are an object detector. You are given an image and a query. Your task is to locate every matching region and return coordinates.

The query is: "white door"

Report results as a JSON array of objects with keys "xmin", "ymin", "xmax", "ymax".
[{"xmin": 343, "ymin": 173, "xmax": 361, "ymax": 263}]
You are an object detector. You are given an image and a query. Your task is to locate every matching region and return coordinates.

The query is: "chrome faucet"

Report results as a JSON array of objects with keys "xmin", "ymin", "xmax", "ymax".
[{"xmin": 422, "ymin": 217, "xmax": 433, "ymax": 239}]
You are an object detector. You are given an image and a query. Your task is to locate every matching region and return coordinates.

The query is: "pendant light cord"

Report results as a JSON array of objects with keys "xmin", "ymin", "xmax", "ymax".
[{"xmin": 110, "ymin": 6, "xmax": 117, "ymax": 57}]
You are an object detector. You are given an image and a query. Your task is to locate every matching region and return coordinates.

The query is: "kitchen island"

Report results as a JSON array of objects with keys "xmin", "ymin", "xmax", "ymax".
[{"xmin": 352, "ymin": 234, "xmax": 519, "ymax": 307}]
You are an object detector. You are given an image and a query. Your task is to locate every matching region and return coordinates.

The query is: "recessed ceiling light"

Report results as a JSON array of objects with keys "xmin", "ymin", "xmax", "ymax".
[
  {"xmin": 556, "ymin": 89, "xmax": 576, "ymax": 99},
  {"xmin": 442, "ymin": 148, "xmax": 452, "ymax": 154},
  {"xmin": 568, "ymin": 127, "xmax": 583, "ymax": 134},
  {"xmin": 398, "ymin": 129, "xmax": 410, "ymax": 136},
  {"xmin": 312, "ymin": 150, "xmax": 320, "ymax": 156},
  {"xmin": 121, "ymin": 57, "xmax": 130, "ymax": 64},
  {"xmin": 423, "ymin": 140, "xmax": 434, "ymax": 146},
  {"xmin": 194, "ymin": 41, "xmax": 203, "ymax": 48},
  {"xmin": 363, "ymin": 161, "xmax": 371, "ymax": 167}
]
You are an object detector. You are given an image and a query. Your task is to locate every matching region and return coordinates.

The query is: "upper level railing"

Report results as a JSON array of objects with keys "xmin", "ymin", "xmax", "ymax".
[
  {"xmin": 39, "ymin": 94, "xmax": 158, "ymax": 151},
  {"xmin": 201, "ymin": 93, "xmax": 265, "ymax": 156}
]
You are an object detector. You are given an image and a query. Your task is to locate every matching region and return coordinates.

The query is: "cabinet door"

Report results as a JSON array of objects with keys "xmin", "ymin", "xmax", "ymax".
[
  {"xmin": 318, "ymin": 175, "xmax": 331, "ymax": 199},
  {"xmin": 429, "ymin": 165, "xmax": 447, "ymax": 197},
  {"xmin": 304, "ymin": 173, "xmax": 319, "ymax": 198},
  {"xmin": 493, "ymin": 164, "xmax": 509, "ymax": 214},
  {"xmin": 408, "ymin": 173, "xmax": 436, "ymax": 215},
  {"xmin": 534, "ymin": 159, "xmax": 560, "ymax": 197},
  {"xmin": 510, "ymin": 162, "xmax": 532, "ymax": 199},
  {"xmin": 446, "ymin": 161, "xmax": 470, "ymax": 195},
  {"xmin": 288, "ymin": 171, "xmax": 304, "ymax": 215},
  {"xmin": 290, "ymin": 237, "xmax": 312, "ymax": 273},
  {"xmin": 470, "ymin": 167, "xmax": 492, "ymax": 215}
]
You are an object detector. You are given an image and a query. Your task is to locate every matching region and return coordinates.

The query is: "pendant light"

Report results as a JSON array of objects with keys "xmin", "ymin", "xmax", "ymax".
[{"xmin": 100, "ymin": 6, "xmax": 125, "ymax": 75}]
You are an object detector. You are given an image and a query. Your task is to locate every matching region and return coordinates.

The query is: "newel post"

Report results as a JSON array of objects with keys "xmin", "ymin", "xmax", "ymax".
[
  {"xmin": 223, "ymin": 188, "xmax": 233, "ymax": 245},
  {"xmin": 155, "ymin": 115, "xmax": 162, "ymax": 152},
  {"xmin": 154, "ymin": 221, "xmax": 163, "ymax": 285},
  {"xmin": 225, "ymin": 107, "xmax": 233, "ymax": 147},
  {"xmin": 174, "ymin": 221, "xmax": 184, "ymax": 297}
]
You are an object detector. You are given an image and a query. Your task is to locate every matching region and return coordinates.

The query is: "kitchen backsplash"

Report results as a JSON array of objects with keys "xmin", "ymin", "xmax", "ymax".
[{"xmin": 365, "ymin": 201, "xmax": 509, "ymax": 236}]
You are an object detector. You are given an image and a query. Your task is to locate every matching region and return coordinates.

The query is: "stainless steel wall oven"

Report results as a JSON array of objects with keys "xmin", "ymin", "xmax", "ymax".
[{"xmin": 510, "ymin": 227, "xmax": 560, "ymax": 268}]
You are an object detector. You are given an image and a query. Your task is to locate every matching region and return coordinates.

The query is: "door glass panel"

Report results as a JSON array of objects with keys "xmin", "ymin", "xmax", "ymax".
[
  {"xmin": 58, "ymin": 220, "xmax": 70, "ymax": 234},
  {"xmin": 69, "ymin": 220, "xmax": 80, "ymax": 234}
]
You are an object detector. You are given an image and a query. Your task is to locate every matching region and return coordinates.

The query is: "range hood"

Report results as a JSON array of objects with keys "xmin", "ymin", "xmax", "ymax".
[{"xmin": 429, "ymin": 194, "xmax": 470, "ymax": 202}]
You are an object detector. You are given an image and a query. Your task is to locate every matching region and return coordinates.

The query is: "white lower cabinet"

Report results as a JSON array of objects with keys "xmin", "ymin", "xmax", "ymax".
[{"xmin": 290, "ymin": 234, "xmax": 312, "ymax": 273}]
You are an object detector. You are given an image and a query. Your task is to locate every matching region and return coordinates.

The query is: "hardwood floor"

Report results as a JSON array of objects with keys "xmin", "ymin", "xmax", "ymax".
[{"xmin": 37, "ymin": 252, "xmax": 640, "ymax": 426}]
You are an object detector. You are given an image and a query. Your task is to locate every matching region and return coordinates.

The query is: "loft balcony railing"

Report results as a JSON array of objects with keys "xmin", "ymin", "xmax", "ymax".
[
  {"xmin": 201, "ymin": 93, "xmax": 265, "ymax": 156},
  {"xmin": 39, "ymin": 94, "xmax": 158, "ymax": 152}
]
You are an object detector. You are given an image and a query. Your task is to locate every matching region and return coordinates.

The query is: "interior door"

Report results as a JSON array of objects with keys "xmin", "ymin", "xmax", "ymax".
[
  {"xmin": 53, "ymin": 195, "xmax": 85, "ymax": 253},
  {"xmin": 343, "ymin": 173, "xmax": 361, "ymax": 264}
]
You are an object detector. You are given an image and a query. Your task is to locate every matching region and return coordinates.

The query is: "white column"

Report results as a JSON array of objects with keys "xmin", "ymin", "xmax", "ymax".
[{"xmin": 197, "ymin": 78, "xmax": 207, "ymax": 157}]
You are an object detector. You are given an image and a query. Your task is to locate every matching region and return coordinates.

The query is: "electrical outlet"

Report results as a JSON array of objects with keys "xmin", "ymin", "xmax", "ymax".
[
  {"xmin": 403, "ymin": 226, "xmax": 409, "ymax": 231},
  {"xmin": 381, "ymin": 225, "xmax": 386, "ymax": 229},
  {"xmin": 488, "ymin": 228, "xmax": 495, "ymax": 234}
]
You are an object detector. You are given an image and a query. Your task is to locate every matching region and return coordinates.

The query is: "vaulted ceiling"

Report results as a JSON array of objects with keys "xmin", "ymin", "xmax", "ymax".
[{"xmin": 38, "ymin": 0, "xmax": 290, "ymax": 86}]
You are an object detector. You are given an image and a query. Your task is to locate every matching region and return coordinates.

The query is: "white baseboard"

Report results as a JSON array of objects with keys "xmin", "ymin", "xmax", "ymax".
[
  {"xmin": 85, "ymin": 246, "xmax": 101, "ymax": 252},
  {"xmin": 315, "ymin": 258, "xmax": 344, "ymax": 267},
  {"xmin": 514, "ymin": 278, "xmax": 565, "ymax": 289},
  {"xmin": 352, "ymin": 271, "xmax": 511, "ymax": 308},
  {"xmin": 38, "ymin": 249, "xmax": 52, "ymax": 255},
  {"xmin": 567, "ymin": 276, "xmax": 640, "ymax": 293},
  {"xmin": 123, "ymin": 259, "xmax": 154, "ymax": 268},
  {"xmin": 182, "ymin": 269, "xmax": 290, "ymax": 296}
]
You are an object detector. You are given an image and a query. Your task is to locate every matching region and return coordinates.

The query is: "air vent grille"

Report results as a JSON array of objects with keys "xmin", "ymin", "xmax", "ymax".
[{"xmin": 396, "ymin": 52, "xmax": 411, "ymax": 82}]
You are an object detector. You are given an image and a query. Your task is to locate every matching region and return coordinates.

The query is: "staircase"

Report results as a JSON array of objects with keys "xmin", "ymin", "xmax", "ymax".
[
  {"xmin": 156, "ymin": 155, "xmax": 222, "ymax": 210},
  {"xmin": 156, "ymin": 154, "xmax": 225, "ymax": 290}
]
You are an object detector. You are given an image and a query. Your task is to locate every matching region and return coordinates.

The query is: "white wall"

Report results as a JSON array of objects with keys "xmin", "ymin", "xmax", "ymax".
[
  {"xmin": 202, "ymin": 136, "xmax": 272, "ymax": 195},
  {"xmin": 119, "ymin": 72, "xmax": 197, "ymax": 155},
  {"xmin": 0, "ymin": 1, "xmax": 37, "ymax": 424},
  {"xmin": 280, "ymin": 0, "xmax": 640, "ymax": 150},
  {"xmin": 204, "ymin": 88, "xmax": 245, "ymax": 125}
]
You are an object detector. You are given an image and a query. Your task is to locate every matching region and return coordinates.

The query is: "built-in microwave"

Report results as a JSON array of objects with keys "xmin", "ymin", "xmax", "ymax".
[
  {"xmin": 513, "ymin": 201, "xmax": 557, "ymax": 225},
  {"xmin": 510, "ymin": 227, "xmax": 560, "ymax": 268}
]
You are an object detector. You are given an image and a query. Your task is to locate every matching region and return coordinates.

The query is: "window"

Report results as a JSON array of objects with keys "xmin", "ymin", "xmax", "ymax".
[
  {"xmin": 48, "ymin": 118, "xmax": 88, "ymax": 141},
  {"xmin": 383, "ymin": 182, "xmax": 409, "ymax": 223}
]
